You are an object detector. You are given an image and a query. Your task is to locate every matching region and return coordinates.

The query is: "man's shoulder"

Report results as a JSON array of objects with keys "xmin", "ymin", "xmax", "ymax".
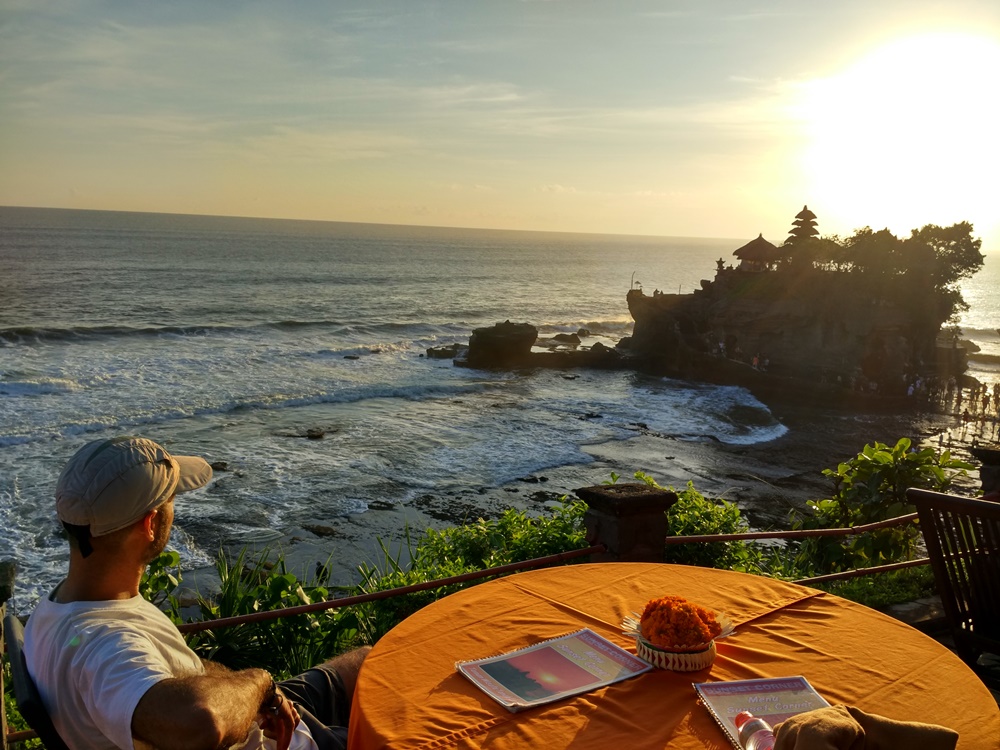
[
  {"xmin": 25, "ymin": 593, "xmax": 186, "ymax": 668},
  {"xmin": 28, "ymin": 593, "xmax": 168, "ymax": 632}
]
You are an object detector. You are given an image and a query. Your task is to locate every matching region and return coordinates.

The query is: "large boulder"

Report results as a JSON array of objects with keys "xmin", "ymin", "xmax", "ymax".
[{"xmin": 464, "ymin": 321, "xmax": 538, "ymax": 368}]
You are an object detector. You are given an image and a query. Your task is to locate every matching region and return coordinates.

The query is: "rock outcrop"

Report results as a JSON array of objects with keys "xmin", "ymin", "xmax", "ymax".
[
  {"xmin": 454, "ymin": 321, "xmax": 625, "ymax": 370},
  {"xmin": 464, "ymin": 320, "xmax": 538, "ymax": 368},
  {"xmin": 621, "ymin": 263, "xmax": 967, "ymax": 401},
  {"xmin": 426, "ymin": 343, "xmax": 468, "ymax": 359}
]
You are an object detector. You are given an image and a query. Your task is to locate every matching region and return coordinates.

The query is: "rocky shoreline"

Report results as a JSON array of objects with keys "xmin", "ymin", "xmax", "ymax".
[{"xmin": 177, "ymin": 400, "xmax": 989, "ymax": 603}]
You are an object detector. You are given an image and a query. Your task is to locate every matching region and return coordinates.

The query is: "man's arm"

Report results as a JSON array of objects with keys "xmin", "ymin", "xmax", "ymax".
[{"xmin": 131, "ymin": 665, "xmax": 272, "ymax": 750}]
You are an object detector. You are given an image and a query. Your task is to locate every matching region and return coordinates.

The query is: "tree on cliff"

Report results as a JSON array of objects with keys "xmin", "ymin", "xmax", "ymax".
[
  {"xmin": 906, "ymin": 221, "xmax": 984, "ymax": 296},
  {"xmin": 839, "ymin": 222, "xmax": 983, "ymax": 320},
  {"xmin": 831, "ymin": 222, "xmax": 983, "ymax": 370}
]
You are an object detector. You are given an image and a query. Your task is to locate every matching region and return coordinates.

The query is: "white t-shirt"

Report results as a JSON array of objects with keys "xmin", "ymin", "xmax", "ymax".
[{"xmin": 24, "ymin": 589, "xmax": 315, "ymax": 750}]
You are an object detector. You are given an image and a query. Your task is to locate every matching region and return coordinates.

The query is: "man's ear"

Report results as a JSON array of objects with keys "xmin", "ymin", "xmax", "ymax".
[{"xmin": 139, "ymin": 509, "xmax": 158, "ymax": 541}]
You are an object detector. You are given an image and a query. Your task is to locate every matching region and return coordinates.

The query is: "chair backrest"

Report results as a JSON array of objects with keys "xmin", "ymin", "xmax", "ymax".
[
  {"xmin": 2, "ymin": 613, "xmax": 71, "ymax": 750},
  {"xmin": 907, "ymin": 488, "xmax": 1000, "ymax": 666}
]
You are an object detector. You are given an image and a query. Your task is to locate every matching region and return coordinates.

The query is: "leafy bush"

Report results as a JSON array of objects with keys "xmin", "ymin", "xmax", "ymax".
[
  {"xmin": 792, "ymin": 438, "xmax": 973, "ymax": 574},
  {"xmin": 632, "ymin": 472, "xmax": 789, "ymax": 576},
  {"xmin": 140, "ymin": 548, "xmax": 361, "ymax": 678},
  {"xmin": 188, "ymin": 549, "xmax": 362, "ymax": 678},
  {"xmin": 138, "ymin": 549, "xmax": 183, "ymax": 618},
  {"xmin": 417, "ymin": 500, "xmax": 588, "ymax": 569},
  {"xmin": 354, "ymin": 500, "xmax": 588, "ymax": 642},
  {"xmin": 138, "ymin": 500, "xmax": 589, "ymax": 663}
]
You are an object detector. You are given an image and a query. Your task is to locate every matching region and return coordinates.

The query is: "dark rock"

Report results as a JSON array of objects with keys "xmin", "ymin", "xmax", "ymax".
[
  {"xmin": 343, "ymin": 354, "xmax": 360, "ymax": 360},
  {"xmin": 302, "ymin": 523, "xmax": 341, "ymax": 537},
  {"xmin": 426, "ymin": 343, "xmax": 468, "ymax": 359},
  {"xmin": 453, "ymin": 322, "xmax": 625, "ymax": 372},
  {"xmin": 563, "ymin": 374, "xmax": 579, "ymax": 380},
  {"xmin": 275, "ymin": 427, "xmax": 336, "ymax": 440},
  {"xmin": 529, "ymin": 490, "xmax": 563, "ymax": 502},
  {"xmin": 577, "ymin": 328, "xmax": 591, "ymax": 337},
  {"xmin": 210, "ymin": 461, "xmax": 230, "ymax": 472},
  {"xmin": 553, "ymin": 333, "xmax": 581, "ymax": 345},
  {"xmin": 464, "ymin": 321, "xmax": 538, "ymax": 368},
  {"xmin": 0, "ymin": 559, "xmax": 16, "ymax": 605}
]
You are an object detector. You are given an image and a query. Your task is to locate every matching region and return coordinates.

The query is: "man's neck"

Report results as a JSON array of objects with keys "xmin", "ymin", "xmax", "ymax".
[{"xmin": 56, "ymin": 559, "xmax": 142, "ymax": 603}]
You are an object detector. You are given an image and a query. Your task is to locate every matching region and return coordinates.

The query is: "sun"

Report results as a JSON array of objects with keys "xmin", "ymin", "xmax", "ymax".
[{"xmin": 797, "ymin": 32, "xmax": 1000, "ymax": 239}]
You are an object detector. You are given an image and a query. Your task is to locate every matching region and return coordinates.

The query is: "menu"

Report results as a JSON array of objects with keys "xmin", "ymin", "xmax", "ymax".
[
  {"xmin": 693, "ymin": 676, "xmax": 830, "ymax": 748},
  {"xmin": 456, "ymin": 628, "xmax": 651, "ymax": 712}
]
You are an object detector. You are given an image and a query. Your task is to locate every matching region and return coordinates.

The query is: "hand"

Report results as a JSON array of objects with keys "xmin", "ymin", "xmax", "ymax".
[{"xmin": 258, "ymin": 689, "xmax": 301, "ymax": 750}]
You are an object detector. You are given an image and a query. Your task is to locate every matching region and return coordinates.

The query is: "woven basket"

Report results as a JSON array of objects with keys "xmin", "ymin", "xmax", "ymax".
[{"xmin": 635, "ymin": 637, "xmax": 716, "ymax": 671}]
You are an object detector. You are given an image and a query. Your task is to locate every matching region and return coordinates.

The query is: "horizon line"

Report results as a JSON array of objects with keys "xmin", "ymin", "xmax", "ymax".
[{"xmin": 0, "ymin": 204, "xmax": 750, "ymax": 245}]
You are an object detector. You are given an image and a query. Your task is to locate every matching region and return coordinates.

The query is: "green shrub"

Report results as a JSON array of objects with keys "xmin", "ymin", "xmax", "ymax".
[
  {"xmin": 354, "ymin": 500, "xmax": 589, "ymax": 642},
  {"xmin": 793, "ymin": 438, "xmax": 973, "ymax": 574},
  {"xmin": 416, "ymin": 500, "xmax": 588, "ymax": 569},
  {"xmin": 632, "ymin": 473, "xmax": 790, "ymax": 576},
  {"xmin": 138, "ymin": 500, "xmax": 589, "ymax": 662},
  {"xmin": 140, "ymin": 548, "xmax": 361, "ymax": 678},
  {"xmin": 138, "ymin": 549, "xmax": 183, "ymax": 620}
]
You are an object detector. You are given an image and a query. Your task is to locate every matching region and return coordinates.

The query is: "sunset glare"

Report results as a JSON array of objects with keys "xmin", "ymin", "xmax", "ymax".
[
  {"xmin": 2, "ymin": 2, "xmax": 1000, "ymax": 250},
  {"xmin": 800, "ymin": 32, "xmax": 1000, "ymax": 243}
]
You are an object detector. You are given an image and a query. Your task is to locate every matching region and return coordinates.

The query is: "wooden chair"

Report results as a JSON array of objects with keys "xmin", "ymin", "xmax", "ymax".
[
  {"xmin": 907, "ymin": 488, "xmax": 1000, "ymax": 678},
  {"xmin": 2, "ymin": 613, "xmax": 70, "ymax": 750}
]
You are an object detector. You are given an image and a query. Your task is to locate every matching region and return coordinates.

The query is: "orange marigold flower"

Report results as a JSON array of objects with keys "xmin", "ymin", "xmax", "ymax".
[{"xmin": 639, "ymin": 595, "xmax": 722, "ymax": 650}]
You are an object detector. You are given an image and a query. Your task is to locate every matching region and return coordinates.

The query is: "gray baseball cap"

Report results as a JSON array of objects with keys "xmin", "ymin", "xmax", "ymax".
[{"xmin": 56, "ymin": 436, "xmax": 213, "ymax": 536}]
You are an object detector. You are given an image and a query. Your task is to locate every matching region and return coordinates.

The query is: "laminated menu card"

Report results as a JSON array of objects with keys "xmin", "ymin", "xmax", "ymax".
[
  {"xmin": 693, "ymin": 676, "xmax": 830, "ymax": 748},
  {"xmin": 456, "ymin": 628, "xmax": 652, "ymax": 712}
]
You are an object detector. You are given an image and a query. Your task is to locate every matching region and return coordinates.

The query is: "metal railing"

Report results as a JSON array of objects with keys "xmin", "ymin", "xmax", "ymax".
[
  {"xmin": 178, "ymin": 544, "xmax": 606, "ymax": 634},
  {"xmin": 660, "ymin": 512, "xmax": 928, "ymax": 585}
]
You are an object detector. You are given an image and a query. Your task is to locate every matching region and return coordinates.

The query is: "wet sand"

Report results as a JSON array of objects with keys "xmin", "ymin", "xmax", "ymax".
[{"xmin": 178, "ymin": 404, "xmax": 995, "ymax": 601}]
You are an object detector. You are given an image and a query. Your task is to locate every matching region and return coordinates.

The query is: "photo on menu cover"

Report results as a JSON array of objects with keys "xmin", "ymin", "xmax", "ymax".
[{"xmin": 457, "ymin": 628, "xmax": 651, "ymax": 711}]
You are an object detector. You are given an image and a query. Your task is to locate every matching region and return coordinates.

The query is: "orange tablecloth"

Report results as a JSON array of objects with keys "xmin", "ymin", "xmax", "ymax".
[{"xmin": 347, "ymin": 563, "xmax": 999, "ymax": 749}]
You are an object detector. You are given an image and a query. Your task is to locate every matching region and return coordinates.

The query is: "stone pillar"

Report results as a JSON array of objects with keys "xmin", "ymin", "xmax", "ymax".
[{"xmin": 577, "ymin": 484, "xmax": 677, "ymax": 562}]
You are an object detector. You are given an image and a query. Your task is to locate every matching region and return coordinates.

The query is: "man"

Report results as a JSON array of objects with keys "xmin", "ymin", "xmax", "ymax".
[{"xmin": 24, "ymin": 436, "xmax": 369, "ymax": 750}]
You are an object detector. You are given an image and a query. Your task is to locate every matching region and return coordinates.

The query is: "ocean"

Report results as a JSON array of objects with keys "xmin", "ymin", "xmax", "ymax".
[{"xmin": 1, "ymin": 207, "xmax": 997, "ymax": 603}]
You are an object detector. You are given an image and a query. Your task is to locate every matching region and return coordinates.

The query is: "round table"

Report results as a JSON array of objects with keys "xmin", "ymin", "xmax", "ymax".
[{"xmin": 347, "ymin": 563, "xmax": 999, "ymax": 749}]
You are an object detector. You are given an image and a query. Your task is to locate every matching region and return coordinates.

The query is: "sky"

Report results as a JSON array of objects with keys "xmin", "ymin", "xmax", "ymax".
[{"xmin": 3, "ymin": 1, "xmax": 1000, "ymax": 251}]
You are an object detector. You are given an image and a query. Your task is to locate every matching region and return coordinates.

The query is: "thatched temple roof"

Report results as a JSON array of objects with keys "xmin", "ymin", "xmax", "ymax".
[{"xmin": 733, "ymin": 233, "xmax": 780, "ymax": 261}]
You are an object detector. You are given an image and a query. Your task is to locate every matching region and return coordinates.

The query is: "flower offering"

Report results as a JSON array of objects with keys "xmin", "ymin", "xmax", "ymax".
[
  {"xmin": 622, "ymin": 595, "xmax": 734, "ymax": 671},
  {"xmin": 640, "ymin": 595, "xmax": 723, "ymax": 651}
]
